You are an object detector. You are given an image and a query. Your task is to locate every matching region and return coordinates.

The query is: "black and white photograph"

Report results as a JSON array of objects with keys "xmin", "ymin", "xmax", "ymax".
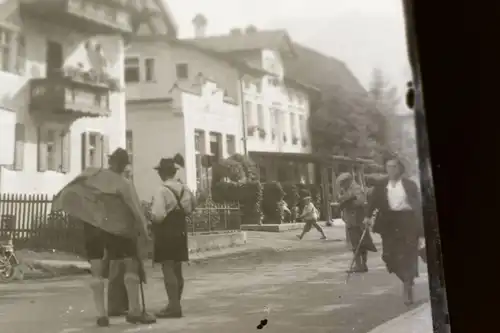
[{"xmin": 0, "ymin": 0, "xmax": 447, "ymax": 332}]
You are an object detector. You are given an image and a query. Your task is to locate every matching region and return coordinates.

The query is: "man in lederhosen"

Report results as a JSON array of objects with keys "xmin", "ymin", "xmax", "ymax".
[
  {"xmin": 337, "ymin": 172, "xmax": 377, "ymax": 273},
  {"xmin": 150, "ymin": 154, "xmax": 196, "ymax": 318},
  {"xmin": 365, "ymin": 154, "xmax": 424, "ymax": 305},
  {"xmin": 53, "ymin": 148, "xmax": 155, "ymax": 327}
]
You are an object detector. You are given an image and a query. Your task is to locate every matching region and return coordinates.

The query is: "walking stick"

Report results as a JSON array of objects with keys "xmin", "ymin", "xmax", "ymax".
[
  {"xmin": 135, "ymin": 241, "xmax": 148, "ymax": 315},
  {"xmin": 345, "ymin": 209, "xmax": 378, "ymax": 284}
]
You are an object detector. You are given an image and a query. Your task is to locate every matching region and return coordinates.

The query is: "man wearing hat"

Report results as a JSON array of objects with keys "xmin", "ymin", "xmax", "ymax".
[
  {"xmin": 337, "ymin": 172, "xmax": 377, "ymax": 273},
  {"xmin": 150, "ymin": 154, "xmax": 196, "ymax": 318},
  {"xmin": 53, "ymin": 148, "xmax": 156, "ymax": 326}
]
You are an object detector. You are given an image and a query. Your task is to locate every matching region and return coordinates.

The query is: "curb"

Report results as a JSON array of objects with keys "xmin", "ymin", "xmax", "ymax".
[{"xmin": 367, "ymin": 302, "xmax": 431, "ymax": 333}]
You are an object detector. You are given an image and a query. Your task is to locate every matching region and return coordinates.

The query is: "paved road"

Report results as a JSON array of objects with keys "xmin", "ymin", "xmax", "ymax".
[{"xmin": 0, "ymin": 233, "xmax": 430, "ymax": 333}]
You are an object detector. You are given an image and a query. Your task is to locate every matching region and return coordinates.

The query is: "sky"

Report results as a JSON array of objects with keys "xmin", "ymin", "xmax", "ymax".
[{"xmin": 166, "ymin": 0, "xmax": 410, "ymax": 94}]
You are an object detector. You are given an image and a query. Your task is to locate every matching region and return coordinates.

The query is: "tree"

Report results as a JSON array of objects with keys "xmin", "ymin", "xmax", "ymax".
[
  {"xmin": 368, "ymin": 68, "xmax": 418, "ymax": 176},
  {"xmin": 309, "ymin": 83, "xmax": 389, "ymax": 160}
]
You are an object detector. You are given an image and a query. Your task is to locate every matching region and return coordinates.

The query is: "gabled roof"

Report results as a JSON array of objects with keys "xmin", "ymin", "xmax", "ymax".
[
  {"xmin": 132, "ymin": 0, "xmax": 178, "ymax": 37},
  {"xmin": 282, "ymin": 43, "xmax": 367, "ymax": 99},
  {"xmin": 187, "ymin": 29, "xmax": 296, "ymax": 57}
]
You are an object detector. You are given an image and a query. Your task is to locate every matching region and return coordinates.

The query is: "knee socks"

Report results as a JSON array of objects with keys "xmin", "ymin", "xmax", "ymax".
[
  {"xmin": 89, "ymin": 277, "xmax": 106, "ymax": 317},
  {"xmin": 124, "ymin": 272, "xmax": 141, "ymax": 315}
]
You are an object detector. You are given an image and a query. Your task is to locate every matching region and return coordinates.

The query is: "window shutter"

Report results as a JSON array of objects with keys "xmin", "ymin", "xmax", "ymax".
[
  {"xmin": 81, "ymin": 132, "xmax": 89, "ymax": 170},
  {"xmin": 95, "ymin": 133, "xmax": 103, "ymax": 168},
  {"xmin": 37, "ymin": 126, "xmax": 48, "ymax": 172},
  {"xmin": 13, "ymin": 123, "xmax": 25, "ymax": 171},
  {"xmin": 61, "ymin": 130, "xmax": 71, "ymax": 173},
  {"xmin": 101, "ymin": 135, "xmax": 110, "ymax": 168}
]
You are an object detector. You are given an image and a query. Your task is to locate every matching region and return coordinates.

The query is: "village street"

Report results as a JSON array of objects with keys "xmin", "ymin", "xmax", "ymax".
[{"xmin": 0, "ymin": 229, "xmax": 430, "ymax": 333}]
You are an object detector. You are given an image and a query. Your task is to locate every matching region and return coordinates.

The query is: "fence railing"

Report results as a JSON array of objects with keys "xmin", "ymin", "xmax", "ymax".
[{"xmin": 1, "ymin": 193, "xmax": 242, "ymax": 255}]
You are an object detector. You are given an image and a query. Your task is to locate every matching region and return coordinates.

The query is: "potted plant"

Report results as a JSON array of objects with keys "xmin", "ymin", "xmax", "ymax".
[{"xmin": 292, "ymin": 136, "xmax": 299, "ymax": 145}]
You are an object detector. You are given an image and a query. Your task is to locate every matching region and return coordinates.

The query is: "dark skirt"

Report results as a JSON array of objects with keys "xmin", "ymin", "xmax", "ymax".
[
  {"xmin": 378, "ymin": 210, "xmax": 420, "ymax": 282},
  {"xmin": 347, "ymin": 226, "xmax": 377, "ymax": 253}
]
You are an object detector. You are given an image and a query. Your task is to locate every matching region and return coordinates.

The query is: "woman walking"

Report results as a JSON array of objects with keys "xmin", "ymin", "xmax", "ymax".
[{"xmin": 365, "ymin": 154, "xmax": 424, "ymax": 305}]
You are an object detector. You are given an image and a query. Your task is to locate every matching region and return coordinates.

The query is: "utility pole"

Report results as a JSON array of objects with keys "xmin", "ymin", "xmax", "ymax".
[{"xmin": 238, "ymin": 71, "xmax": 249, "ymax": 156}]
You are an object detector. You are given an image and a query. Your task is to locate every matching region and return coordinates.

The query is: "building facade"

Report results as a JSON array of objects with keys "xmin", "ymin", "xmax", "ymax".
[
  {"xmin": 188, "ymin": 25, "xmax": 321, "ymax": 185},
  {"xmin": 125, "ymin": 37, "xmax": 265, "ymax": 200},
  {"xmin": 0, "ymin": 0, "xmax": 174, "ymax": 195}
]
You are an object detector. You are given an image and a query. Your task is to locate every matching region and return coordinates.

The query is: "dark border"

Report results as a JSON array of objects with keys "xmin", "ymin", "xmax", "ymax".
[{"xmin": 409, "ymin": 0, "xmax": 495, "ymax": 332}]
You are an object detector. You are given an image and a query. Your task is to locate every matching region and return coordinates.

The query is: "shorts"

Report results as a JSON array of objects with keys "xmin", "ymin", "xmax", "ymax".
[{"xmin": 83, "ymin": 222, "xmax": 136, "ymax": 260}]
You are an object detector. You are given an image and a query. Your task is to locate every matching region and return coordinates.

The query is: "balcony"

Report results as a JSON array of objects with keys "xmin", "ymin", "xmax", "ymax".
[
  {"xmin": 20, "ymin": 0, "xmax": 134, "ymax": 34},
  {"xmin": 29, "ymin": 68, "xmax": 119, "ymax": 119}
]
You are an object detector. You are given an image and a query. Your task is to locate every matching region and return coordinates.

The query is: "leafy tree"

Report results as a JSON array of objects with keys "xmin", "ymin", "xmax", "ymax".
[
  {"xmin": 309, "ymin": 83, "xmax": 388, "ymax": 160},
  {"xmin": 368, "ymin": 68, "xmax": 418, "ymax": 176}
]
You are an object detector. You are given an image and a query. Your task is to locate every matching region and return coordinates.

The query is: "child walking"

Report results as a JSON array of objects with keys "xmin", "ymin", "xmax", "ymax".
[{"xmin": 297, "ymin": 195, "xmax": 327, "ymax": 240}]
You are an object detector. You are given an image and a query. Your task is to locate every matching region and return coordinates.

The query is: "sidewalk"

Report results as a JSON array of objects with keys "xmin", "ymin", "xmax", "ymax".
[
  {"xmin": 367, "ymin": 302, "xmax": 433, "ymax": 333},
  {"xmin": 15, "ymin": 222, "xmax": 356, "ymax": 280}
]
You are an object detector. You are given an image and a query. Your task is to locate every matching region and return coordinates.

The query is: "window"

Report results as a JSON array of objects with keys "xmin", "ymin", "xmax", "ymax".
[
  {"xmin": 194, "ymin": 130, "xmax": 204, "ymax": 154},
  {"xmin": 290, "ymin": 113, "xmax": 297, "ymax": 137},
  {"xmin": 245, "ymin": 101, "xmax": 254, "ymax": 130},
  {"xmin": 81, "ymin": 132, "xmax": 109, "ymax": 170},
  {"xmin": 176, "ymin": 63, "xmax": 189, "ymax": 79},
  {"xmin": 37, "ymin": 127, "xmax": 71, "ymax": 173},
  {"xmin": 125, "ymin": 57, "xmax": 140, "ymax": 83},
  {"xmin": 144, "ymin": 58, "xmax": 155, "ymax": 82},
  {"xmin": 194, "ymin": 129, "xmax": 205, "ymax": 186},
  {"xmin": 46, "ymin": 129, "xmax": 58, "ymax": 171},
  {"xmin": 226, "ymin": 134, "xmax": 236, "ymax": 156},
  {"xmin": 209, "ymin": 132, "xmax": 222, "ymax": 161},
  {"xmin": 299, "ymin": 114, "xmax": 307, "ymax": 137},
  {"xmin": 126, "ymin": 129, "xmax": 133, "ymax": 167},
  {"xmin": 0, "ymin": 27, "xmax": 12, "ymax": 72},
  {"xmin": 257, "ymin": 104, "xmax": 264, "ymax": 128},
  {"xmin": 15, "ymin": 34, "xmax": 26, "ymax": 75}
]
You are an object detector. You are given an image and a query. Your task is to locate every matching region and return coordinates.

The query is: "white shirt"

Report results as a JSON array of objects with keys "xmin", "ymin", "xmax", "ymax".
[
  {"xmin": 301, "ymin": 202, "xmax": 318, "ymax": 221},
  {"xmin": 150, "ymin": 179, "xmax": 196, "ymax": 223},
  {"xmin": 386, "ymin": 180, "xmax": 412, "ymax": 211}
]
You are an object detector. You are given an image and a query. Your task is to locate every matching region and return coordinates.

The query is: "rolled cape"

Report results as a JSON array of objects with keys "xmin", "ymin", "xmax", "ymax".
[{"xmin": 52, "ymin": 167, "xmax": 148, "ymax": 239}]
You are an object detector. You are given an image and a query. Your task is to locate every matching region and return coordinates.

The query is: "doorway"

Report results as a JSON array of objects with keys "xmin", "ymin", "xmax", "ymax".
[{"xmin": 46, "ymin": 41, "xmax": 63, "ymax": 78}]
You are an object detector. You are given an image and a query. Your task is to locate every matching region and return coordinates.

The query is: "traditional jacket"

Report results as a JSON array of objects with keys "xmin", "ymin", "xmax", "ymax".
[
  {"xmin": 338, "ymin": 182, "xmax": 366, "ymax": 227},
  {"xmin": 52, "ymin": 168, "xmax": 149, "ymax": 240}
]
